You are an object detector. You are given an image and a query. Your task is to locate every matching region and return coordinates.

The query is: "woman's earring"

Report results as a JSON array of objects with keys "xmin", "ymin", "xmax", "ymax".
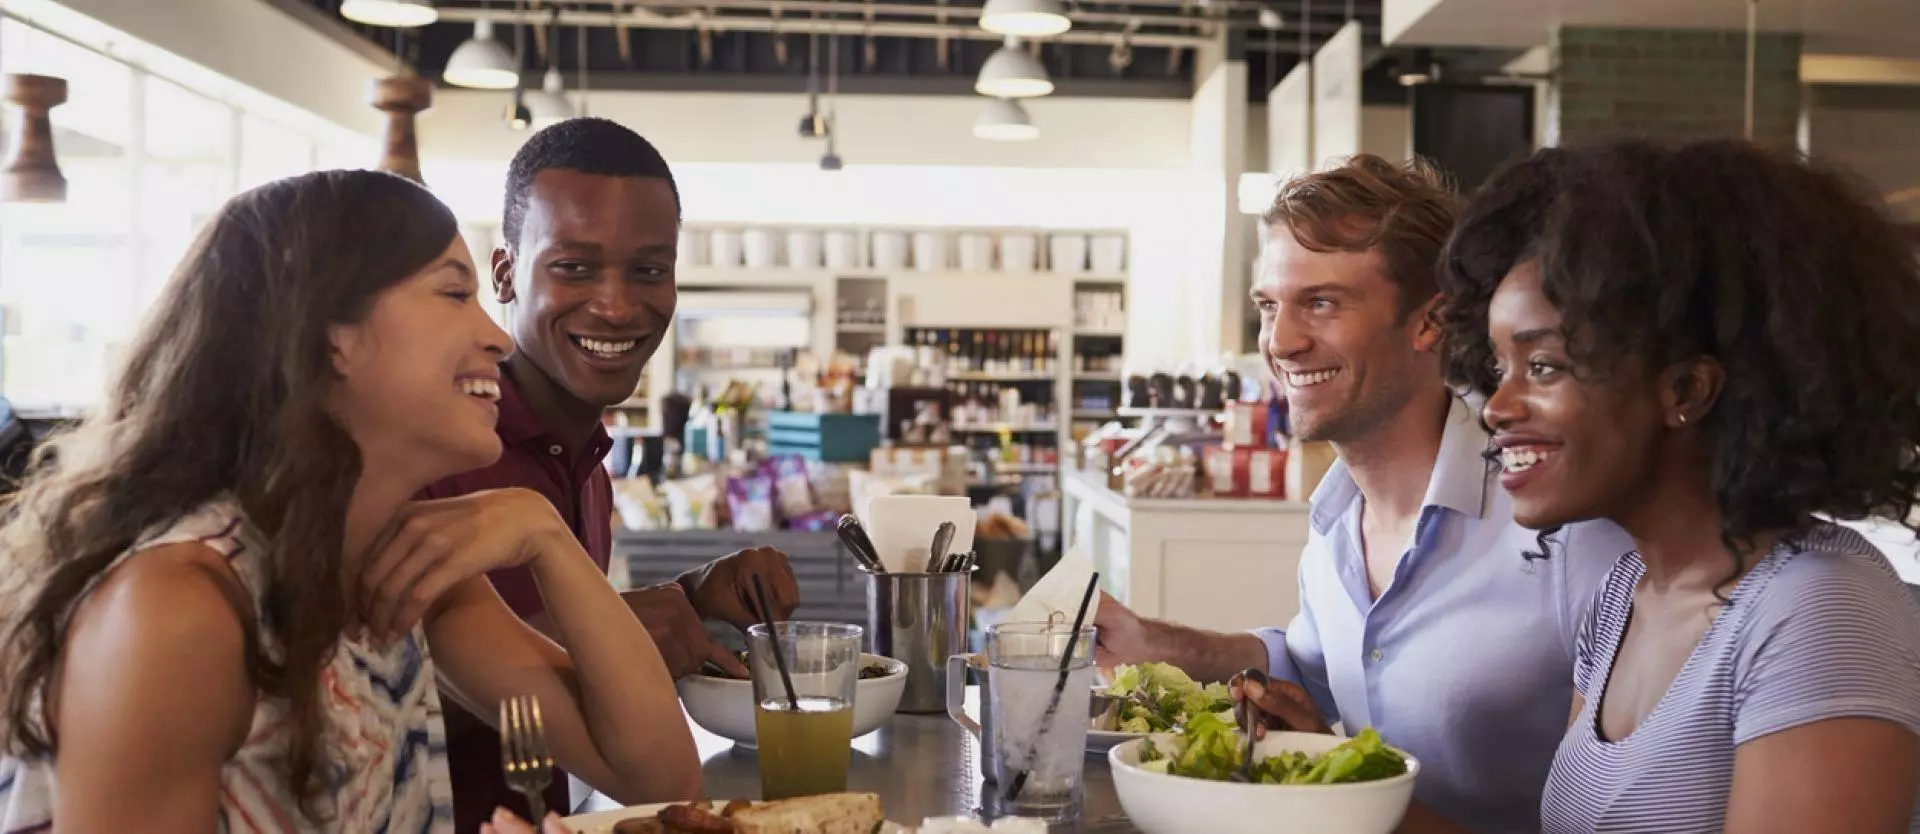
[{"xmin": 1677, "ymin": 413, "xmax": 1689, "ymax": 426}]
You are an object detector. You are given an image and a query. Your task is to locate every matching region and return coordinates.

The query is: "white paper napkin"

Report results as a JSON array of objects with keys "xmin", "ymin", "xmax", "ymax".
[{"xmin": 1007, "ymin": 545, "xmax": 1100, "ymax": 626}]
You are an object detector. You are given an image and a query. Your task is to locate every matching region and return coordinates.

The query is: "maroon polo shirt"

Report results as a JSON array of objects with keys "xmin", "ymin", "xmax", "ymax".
[{"xmin": 420, "ymin": 365, "xmax": 614, "ymax": 831}]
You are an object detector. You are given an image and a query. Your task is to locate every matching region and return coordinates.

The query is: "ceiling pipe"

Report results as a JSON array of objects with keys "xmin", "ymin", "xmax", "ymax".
[{"xmin": 433, "ymin": 5, "xmax": 1221, "ymax": 46}]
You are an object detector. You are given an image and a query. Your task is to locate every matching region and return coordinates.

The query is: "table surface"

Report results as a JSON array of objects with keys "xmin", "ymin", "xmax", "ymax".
[{"xmin": 578, "ymin": 686, "xmax": 1141, "ymax": 833}]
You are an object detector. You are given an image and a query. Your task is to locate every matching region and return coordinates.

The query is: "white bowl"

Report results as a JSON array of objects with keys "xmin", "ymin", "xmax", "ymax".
[
  {"xmin": 787, "ymin": 229, "xmax": 824, "ymax": 269},
  {"xmin": 677, "ymin": 653, "xmax": 908, "ymax": 749},
  {"xmin": 912, "ymin": 231, "xmax": 948, "ymax": 271},
  {"xmin": 1109, "ymin": 733, "xmax": 1419, "ymax": 834},
  {"xmin": 999, "ymin": 233, "xmax": 1037, "ymax": 273},
  {"xmin": 871, "ymin": 230, "xmax": 909, "ymax": 271}
]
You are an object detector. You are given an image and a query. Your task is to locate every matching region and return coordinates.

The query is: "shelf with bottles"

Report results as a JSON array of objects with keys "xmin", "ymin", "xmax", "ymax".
[
  {"xmin": 953, "ymin": 424, "xmax": 1061, "ymax": 434},
  {"xmin": 947, "ymin": 379, "xmax": 1056, "ymax": 428},
  {"xmin": 906, "ymin": 326, "xmax": 1061, "ymax": 378},
  {"xmin": 952, "ymin": 373, "xmax": 1057, "ymax": 383}
]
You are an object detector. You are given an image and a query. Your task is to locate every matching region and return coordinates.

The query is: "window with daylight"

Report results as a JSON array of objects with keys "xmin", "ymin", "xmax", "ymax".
[{"xmin": 0, "ymin": 16, "xmax": 374, "ymax": 413}]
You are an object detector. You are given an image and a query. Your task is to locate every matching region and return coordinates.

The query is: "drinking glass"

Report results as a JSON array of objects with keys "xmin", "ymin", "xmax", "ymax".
[
  {"xmin": 985, "ymin": 621, "xmax": 1097, "ymax": 821},
  {"xmin": 747, "ymin": 621, "xmax": 863, "ymax": 800}
]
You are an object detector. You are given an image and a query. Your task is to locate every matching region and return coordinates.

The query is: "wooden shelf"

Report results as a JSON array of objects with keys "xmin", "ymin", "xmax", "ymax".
[
  {"xmin": 951, "ymin": 373, "xmax": 1056, "ymax": 382},
  {"xmin": 995, "ymin": 462, "xmax": 1060, "ymax": 474},
  {"xmin": 836, "ymin": 322, "xmax": 887, "ymax": 334},
  {"xmin": 1074, "ymin": 329, "xmax": 1126, "ymax": 338}
]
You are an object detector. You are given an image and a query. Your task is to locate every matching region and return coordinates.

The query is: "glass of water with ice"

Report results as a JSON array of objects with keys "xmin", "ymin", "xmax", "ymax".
[{"xmin": 986, "ymin": 621, "xmax": 1097, "ymax": 821}]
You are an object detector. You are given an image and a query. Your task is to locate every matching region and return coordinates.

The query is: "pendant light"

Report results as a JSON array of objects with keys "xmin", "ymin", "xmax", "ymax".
[
  {"xmin": 341, "ymin": 0, "xmax": 438, "ymax": 28},
  {"xmin": 979, "ymin": 0, "xmax": 1070, "ymax": 38},
  {"xmin": 525, "ymin": 7, "xmax": 573, "ymax": 128},
  {"xmin": 975, "ymin": 38, "xmax": 1052, "ymax": 98},
  {"xmin": 444, "ymin": 19, "xmax": 520, "ymax": 89},
  {"xmin": 973, "ymin": 97, "xmax": 1037, "ymax": 141},
  {"xmin": 526, "ymin": 67, "xmax": 572, "ymax": 128},
  {"xmin": 819, "ymin": 8, "xmax": 845, "ymax": 170},
  {"xmin": 2, "ymin": 74, "xmax": 68, "ymax": 203},
  {"xmin": 370, "ymin": 73, "xmax": 433, "ymax": 184}
]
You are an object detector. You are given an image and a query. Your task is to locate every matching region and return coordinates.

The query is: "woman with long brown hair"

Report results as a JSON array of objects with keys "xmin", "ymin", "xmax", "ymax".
[{"xmin": 0, "ymin": 169, "xmax": 698, "ymax": 831}]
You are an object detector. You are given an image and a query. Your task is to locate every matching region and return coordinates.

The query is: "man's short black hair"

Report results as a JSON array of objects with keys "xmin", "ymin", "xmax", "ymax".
[{"xmin": 501, "ymin": 116, "xmax": 680, "ymax": 246}]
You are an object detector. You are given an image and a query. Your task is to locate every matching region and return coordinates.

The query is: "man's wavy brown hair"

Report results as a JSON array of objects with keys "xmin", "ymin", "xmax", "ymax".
[
  {"xmin": 1263, "ymin": 154, "xmax": 1463, "ymax": 321},
  {"xmin": 0, "ymin": 169, "xmax": 459, "ymax": 820}
]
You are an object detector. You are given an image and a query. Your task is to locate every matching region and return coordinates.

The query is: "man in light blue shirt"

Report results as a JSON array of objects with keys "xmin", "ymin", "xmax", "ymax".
[{"xmin": 1093, "ymin": 155, "xmax": 1632, "ymax": 833}]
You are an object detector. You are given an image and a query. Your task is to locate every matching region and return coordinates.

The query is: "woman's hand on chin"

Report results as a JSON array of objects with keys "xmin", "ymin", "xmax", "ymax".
[{"xmin": 356, "ymin": 488, "xmax": 575, "ymax": 642}]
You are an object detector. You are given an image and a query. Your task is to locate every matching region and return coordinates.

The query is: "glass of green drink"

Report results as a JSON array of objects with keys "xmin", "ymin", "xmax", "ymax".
[{"xmin": 746, "ymin": 621, "xmax": 864, "ymax": 800}]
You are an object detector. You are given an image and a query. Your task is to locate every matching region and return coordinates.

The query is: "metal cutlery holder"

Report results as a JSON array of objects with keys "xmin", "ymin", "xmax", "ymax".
[{"xmin": 867, "ymin": 570, "xmax": 971, "ymax": 713}]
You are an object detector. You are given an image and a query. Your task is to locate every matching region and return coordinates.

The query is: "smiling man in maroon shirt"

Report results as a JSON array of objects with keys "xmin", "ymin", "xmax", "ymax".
[{"xmin": 423, "ymin": 118, "xmax": 799, "ymax": 829}]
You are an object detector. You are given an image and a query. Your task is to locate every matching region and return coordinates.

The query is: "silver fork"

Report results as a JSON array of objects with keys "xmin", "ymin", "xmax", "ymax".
[
  {"xmin": 1231, "ymin": 668, "xmax": 1268, "ymax": 784},
  {"xmin": 501, "ymin": 694, "xmax": 555, "ymax": 821}
]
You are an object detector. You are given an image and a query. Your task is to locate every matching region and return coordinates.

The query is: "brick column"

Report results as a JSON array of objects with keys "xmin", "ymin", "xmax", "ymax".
[{"xmin": 1549, "ymin": 26, "xmax": 1803, "ymax": 149}]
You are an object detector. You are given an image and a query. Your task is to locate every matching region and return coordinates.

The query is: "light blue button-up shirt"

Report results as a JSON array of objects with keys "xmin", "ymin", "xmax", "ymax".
[{"xmin": 1255, "ymin": 397, "xmax": 1634, "ymax": 834}]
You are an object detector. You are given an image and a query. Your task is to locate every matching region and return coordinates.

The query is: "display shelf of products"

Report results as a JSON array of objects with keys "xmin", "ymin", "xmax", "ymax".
[
  {"xmin": 680, "ymin": 224, "xmax": 1127, "ymax": 277},
  {"xmin": 952, "ymin": 424, "xmax": 1059, "ymax": 434},
  {"xmin": 952, "ymin": 373, "xmax": 1056, "ymax": 383},
  {"xmin": 906, "ymin": 326, "xmax": 1059, "ymax": 377}
]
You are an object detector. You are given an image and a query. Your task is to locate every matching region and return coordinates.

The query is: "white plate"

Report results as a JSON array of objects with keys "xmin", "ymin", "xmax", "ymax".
[
  {"xmin": 1087, "ymin": 728, "xmax": 1145, "ymax": 754},
  {"xmin": 563, "ymin": 801, "xmax": 918, "ymax": 834}
]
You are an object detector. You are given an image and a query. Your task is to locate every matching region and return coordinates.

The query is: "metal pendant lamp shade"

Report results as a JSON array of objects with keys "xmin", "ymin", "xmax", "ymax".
[
  {"xmin": 526, "ymin": 67, "xmax": 574, "ymax": 128},
  {"xmin": 973, "ymin": 98, "xmax": 1038, "ymax": 141},
  {"xmin": 980, "ymin": 0, "xmax": 1071, "ymax": 38},
  {"xmin": 974, "ymin": 39, "xmax": 1053, "ymax": 98},
  {"xmin": 2, "ymin": 74, "xmax": 68, "ymax": 203},
  {"xmin": 443, "ymin": 19, "xmax": 520, "ymax": 89},
  {"xmin": 340, "ymin": 0, "xmax": 438, "ymax": 27}
]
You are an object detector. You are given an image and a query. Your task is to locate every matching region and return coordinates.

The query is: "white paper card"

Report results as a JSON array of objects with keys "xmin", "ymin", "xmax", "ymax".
[
  {"xmin": 861, "ymin": 494, "xmax": 977, "ymax": 573},
  {"xmin": 1008, "ymin": 545, "xmax": 1101, "ymax": 627}
]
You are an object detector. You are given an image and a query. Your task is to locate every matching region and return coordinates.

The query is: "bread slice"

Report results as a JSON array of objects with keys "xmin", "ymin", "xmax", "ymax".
[{"xmin": 729, "ymin": 792, "xmax": 885, "ymax": 834}]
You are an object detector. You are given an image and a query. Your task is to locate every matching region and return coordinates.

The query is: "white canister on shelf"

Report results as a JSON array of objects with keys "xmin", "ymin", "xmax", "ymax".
[
  {"xmin": 956, "ymin": 232, "xmax": 994, "ymax": 272},
  {"xmin": 824, "ymin": 230, "xmax": 862, "ymax": 269},
  {"xmin": 742, "ymin": 228, "xmax": 779, "ymax": 268},
  {"xmin": 1090, "ymin": 234, "xmax": 1126, "ymax": 275},
  {"xmin": 708, "ymin": 228, "xmax": 744, "ymax": 268},
  {"xmin": 912, "ymin": 231, "xmax": 947, "ymax": 271},
  {"xmin": 999, "ymin": 233, "xmax": 1038, "ymax": 273},
  {"xmin": 1048, "ymin": 233, "xmax": 1088, "ymax": 274},
  {"xmin": 677, "ymin": 228, "xmax": 706, "ymax": 267},
  {"xmin": 786, "ymin": 229, "xmax": 823, "ymax": 269},
  {"xmin": 871, "ymin": 230, "xmax": 909, "ymax": 271}
]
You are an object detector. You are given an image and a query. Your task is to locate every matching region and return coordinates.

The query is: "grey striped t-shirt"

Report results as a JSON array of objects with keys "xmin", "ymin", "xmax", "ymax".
[{"xmin": 1542, "ymin": 524, "xmax": 1920, "ymax": 833}]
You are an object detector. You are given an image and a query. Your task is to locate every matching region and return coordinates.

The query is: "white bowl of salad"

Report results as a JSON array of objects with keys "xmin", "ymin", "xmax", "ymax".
[{"xmin": 1108, "ymin": 716, "xmax": 1419, "ymax": 834}]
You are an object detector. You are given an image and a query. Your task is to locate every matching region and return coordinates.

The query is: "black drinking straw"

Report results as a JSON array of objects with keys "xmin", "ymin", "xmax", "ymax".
[
  {"xmin": 1004, "ymin": 571, "xmax": 1101, "ymax": 802},
  {"xmin": 752, "ymin": 575, "xmax": 801, "ymax": 712}
]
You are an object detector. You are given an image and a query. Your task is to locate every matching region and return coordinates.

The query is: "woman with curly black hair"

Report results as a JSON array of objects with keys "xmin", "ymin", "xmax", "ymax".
[{"xmin": 1438, "ymin": 139, "xmax": 1920, "ymax": 833}]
